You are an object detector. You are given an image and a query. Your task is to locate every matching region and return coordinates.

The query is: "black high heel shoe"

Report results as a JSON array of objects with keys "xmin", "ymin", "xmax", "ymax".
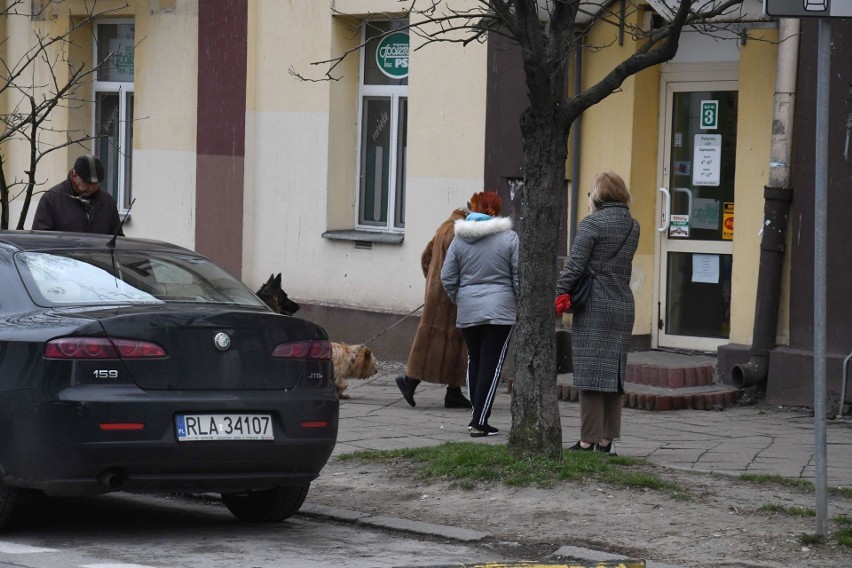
[{"xmin": 395, "ymin": 375, "xmax": 419, "ymax": 407}]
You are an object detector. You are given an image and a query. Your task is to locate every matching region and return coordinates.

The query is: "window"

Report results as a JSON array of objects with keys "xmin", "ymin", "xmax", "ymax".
[
  {"xmin": 93, "ymin": 21, "xmax": 135, "ymax": 212},
  {"xmin": 357, "ymin": 20, "xmax": 408, "ymax": 231}
]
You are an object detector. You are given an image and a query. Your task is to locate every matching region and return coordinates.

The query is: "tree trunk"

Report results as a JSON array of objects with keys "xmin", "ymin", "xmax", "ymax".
[
  {"xmin": 508, "ymin": 105, "xmax": 571, "ymax": 459},
  {"xmin": 0, "ymin": 156, "xmax": 8, "ymax": 230}
]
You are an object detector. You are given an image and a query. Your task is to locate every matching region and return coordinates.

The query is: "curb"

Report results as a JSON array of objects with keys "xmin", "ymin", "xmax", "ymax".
[
  {"xmin": 416, "ymin": 563, "xmax": 646, "ymax": 568},
  {"xmin": 299, "ymin": 503, "xmax": 490, "ymax": 542}
]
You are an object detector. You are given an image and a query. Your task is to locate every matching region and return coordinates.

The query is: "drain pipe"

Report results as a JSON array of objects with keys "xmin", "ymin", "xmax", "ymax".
[
  {"xmin": 732, "ymin": 19, "xmax": 799, "ymax": 388},
  {"xmin": 570, "ymin": 32, "xmax": 583, "ymax": 244}
]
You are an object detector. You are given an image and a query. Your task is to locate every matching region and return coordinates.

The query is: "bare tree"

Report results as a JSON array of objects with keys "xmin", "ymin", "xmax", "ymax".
[
  {"xmin": 0, "ymin": 0, "xmax": 128, "ymax": 229},
  {"xmin": 299, "ymin": 0, "xmax": 749, "ymax": 458}
]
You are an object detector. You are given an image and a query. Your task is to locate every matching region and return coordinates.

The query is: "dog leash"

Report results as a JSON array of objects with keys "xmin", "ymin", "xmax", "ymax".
[{"xmin": 363, "ymin": 303, "xmax": 425, "ymax": 346}]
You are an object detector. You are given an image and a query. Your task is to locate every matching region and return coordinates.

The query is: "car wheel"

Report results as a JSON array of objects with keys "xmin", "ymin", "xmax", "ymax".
[
  {"xmin": 221, "ymin": 484, "xmax": 309, "ymax": 522},
  {"xmin": 0, "ymin": 482, "xmax": 18, "ymax": 531}
]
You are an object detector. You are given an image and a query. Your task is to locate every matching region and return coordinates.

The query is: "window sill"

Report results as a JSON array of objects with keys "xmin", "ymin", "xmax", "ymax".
[{"xmin": 321, "ymin": 229, "xmax": 404, "ymax": 245}]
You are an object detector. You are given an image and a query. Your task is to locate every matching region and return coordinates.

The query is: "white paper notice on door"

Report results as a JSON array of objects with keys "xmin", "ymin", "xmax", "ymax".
[
  {"xmin": 692, "ymin": 134, "xmax": 721, "ymax": 186},
  {"xmin": 692, "ymin": 253, "xmax": 720, "ymax": 284}
]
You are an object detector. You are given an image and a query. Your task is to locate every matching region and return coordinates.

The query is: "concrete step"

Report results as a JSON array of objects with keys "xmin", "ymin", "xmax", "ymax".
[
  {"xmin": 555, "ymin": 379, "xmax": 744, "ymax": 411},
  {"xmin": 511, "ymin": 349, "xmax": 744, "ymax": 411}
]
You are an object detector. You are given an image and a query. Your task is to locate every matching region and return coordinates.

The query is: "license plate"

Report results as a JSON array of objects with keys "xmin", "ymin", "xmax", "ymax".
[{"xmin": 175, "ymin": 414, "xmax": 274, "ymax": 441}]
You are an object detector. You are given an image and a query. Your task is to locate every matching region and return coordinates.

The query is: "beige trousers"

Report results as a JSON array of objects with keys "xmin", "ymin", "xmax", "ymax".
[{"xmin": 579, "ymin": 391, "xmax": 623, "ymax": 442}]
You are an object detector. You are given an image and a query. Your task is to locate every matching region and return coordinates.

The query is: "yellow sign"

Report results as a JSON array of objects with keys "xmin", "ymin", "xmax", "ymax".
[
  {"xmin": 458, "ymin": 562, "xmax": 645, "ymax": 568},
  {"xmin": 722, "ymin": 202, "xmax": 734, "ymax": 240}
]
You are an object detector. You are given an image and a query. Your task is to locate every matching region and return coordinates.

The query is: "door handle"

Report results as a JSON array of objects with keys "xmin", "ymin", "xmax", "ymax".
[{"xmin": 657, "ymin": 187, "xmax": 671, "ymax": 233}]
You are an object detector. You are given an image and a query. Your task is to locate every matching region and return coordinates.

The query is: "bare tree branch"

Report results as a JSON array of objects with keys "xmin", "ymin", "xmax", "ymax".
[{"xmin": 0, "ymin": 0, "xmax": 132, "ymax": 228}]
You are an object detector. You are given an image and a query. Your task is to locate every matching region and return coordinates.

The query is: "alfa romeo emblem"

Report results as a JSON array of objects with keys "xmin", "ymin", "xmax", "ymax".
[{"xmin": 213, "ymin": 332, "xmax": 231, "ymax": 351}]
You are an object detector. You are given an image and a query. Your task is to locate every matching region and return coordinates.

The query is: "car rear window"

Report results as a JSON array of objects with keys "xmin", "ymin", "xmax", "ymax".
[{"xmin": 15, "ymin": 249, "xmax": 266, "ymax": 308}]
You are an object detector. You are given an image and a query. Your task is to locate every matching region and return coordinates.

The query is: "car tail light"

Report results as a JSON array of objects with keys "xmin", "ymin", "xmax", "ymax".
[
  {"xmin": 272, "ymin": 339, "xmax": 332, "ymax": 360},
  {"xmin": 99, "ymin": 423, "xmax": 145, "ymax": 431},
  {"xmin": 45, "ymin": 338, "xmax": 167, "ymax": 359}
]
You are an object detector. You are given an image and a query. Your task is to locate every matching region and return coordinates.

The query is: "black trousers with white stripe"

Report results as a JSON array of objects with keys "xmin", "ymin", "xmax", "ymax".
[{"xmin": 460, "ymin": 324, "xmax": 513, "ymax": 428}]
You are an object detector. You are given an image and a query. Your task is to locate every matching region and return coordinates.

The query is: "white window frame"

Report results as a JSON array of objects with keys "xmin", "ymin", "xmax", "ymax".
[
  {"xmin": 92, "ymin": 18, "xmax": 135, "ymax": 213},
  {"xmin": 355, "ymin": 22, "xmax": 408, "ymax": 232}
]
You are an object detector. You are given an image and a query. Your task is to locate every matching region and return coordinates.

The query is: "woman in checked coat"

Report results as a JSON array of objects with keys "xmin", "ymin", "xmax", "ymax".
[{"xmin": 556, "ymin": 171, "xmax": 639, "ymax": 455}]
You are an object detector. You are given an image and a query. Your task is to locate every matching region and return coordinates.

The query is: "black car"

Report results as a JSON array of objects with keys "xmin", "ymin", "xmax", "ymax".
[{"xmin": 0, "ymin": 231, "xmax": 338, "ymax": 529}]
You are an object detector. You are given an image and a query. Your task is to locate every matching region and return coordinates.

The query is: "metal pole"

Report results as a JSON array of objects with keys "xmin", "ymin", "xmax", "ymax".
[{"xmin": 813, "ymin": 17, "xmax": 830, "ymax": 539}]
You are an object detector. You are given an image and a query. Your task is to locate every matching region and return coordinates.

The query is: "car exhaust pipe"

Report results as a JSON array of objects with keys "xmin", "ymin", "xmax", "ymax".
[{"xmin": 98, "ymin": 468, "xmax": 128, "ymax": 490}]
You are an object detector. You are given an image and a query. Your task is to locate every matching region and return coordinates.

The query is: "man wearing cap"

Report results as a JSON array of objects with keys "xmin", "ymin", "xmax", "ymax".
[{"xmin": 32, "ymin": 154, "xmax": 123, "ymax": 235}]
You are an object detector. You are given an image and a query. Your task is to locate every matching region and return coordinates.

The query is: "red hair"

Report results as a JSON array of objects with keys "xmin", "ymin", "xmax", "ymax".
[{"xmin": 469, "ymin": 191, "xmax": 502, "ymax": 216}]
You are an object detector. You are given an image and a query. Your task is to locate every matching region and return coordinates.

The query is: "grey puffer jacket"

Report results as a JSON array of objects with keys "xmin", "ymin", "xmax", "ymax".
[{"xmin": 440, "ymin": 216, "xmax": 519, "ymax": 329}]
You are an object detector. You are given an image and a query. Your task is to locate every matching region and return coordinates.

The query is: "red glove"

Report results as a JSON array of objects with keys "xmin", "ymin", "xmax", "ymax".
[{"xmin": 555, "ymin": 294, "xmax": 571, "ymax": 316}]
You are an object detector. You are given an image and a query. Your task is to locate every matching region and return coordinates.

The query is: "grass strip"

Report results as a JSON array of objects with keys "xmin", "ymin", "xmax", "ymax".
[{"xmin": 339, "ymin": 441, "xmax": 685, "ymax": 498}]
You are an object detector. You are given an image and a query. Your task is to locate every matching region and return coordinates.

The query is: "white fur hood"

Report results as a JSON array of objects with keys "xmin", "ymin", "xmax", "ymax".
[{"xmin": 453, "ymin": 216, "xmax": 514, "ymax": 242}]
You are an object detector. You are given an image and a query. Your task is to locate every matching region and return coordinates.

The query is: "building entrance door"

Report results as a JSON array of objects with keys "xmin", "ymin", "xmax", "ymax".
[{"xmin": 654, "ymin": 83, "xmax": 738, "ymax": 351}]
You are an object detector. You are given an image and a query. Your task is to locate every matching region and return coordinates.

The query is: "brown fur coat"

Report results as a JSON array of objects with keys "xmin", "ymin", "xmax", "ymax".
[{"xmin": 405, "ymin": 209, "xmax": 468, "ymax": 386}]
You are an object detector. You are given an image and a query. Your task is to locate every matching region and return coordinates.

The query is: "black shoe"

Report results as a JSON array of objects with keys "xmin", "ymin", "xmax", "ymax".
[
  {"xmin": 395, "ymin": 375, "xmax": 418, "ymax": 407},
  {"xmin": 568, "ymin": 441, "xmax": 594, "ymax": 451},
  {"xmin": 445, "ymin": 387, "xmax": 472, "ymax": 409},
  {"xmin": 470, "ymin": 424, "xmax": 499, "ymax": 438},
  {"xmin": 596, "ymin": 442, "xmax": 617, "ymax": 456}
]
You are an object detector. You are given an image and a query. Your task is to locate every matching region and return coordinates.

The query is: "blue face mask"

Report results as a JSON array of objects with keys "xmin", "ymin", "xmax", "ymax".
[{"xmin": 466, "ymin": 212, "xmax": 492, "ymax": 222}]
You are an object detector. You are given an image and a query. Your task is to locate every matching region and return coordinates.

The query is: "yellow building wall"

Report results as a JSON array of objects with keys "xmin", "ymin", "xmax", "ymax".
[
  {"xmin": 578, "ymin": 16, "xmax": 777, "ymax": 346},
  {"xmin": 3, "ymin": 0, "xmax": 198, "ymax": 245},
  {"xmin": 2, "ymin": 1, "xmax": 134, "ymax": 228},
  {"xmin": 577, "ymin": 8, "xmax": 658, "ymax": 336},
  {"xmin": 130, "ymin": 0, "xmax": 198, "ymax": 246},
  {"xmin": 242, "ymin": 1, "xmax": 487, "ymax": 308},
  {"xmin": 730, "ymin": 29, "xmax": 779, "ymax": 344}
]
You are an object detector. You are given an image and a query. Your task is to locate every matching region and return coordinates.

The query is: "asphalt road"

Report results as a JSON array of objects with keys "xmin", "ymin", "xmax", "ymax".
[{"xmin": 0, "ymin": 492, "xmax": 518, "ymax": 567}]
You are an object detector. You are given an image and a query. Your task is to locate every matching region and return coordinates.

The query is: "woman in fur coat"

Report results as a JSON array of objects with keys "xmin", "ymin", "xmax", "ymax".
[
  {"xmin": 556, "ymin": 171, "xmax": 639, "ymax": 455},
  {"xmin": 441, "ymin": 192, "xmax": 519, "ymax": 437},
  {"xmin": 395, "ymin": 208, "xmax": 472, "ymax": 409}
]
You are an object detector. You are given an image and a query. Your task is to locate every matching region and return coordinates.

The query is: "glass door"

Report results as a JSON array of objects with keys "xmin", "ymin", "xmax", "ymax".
[{"xmin": 655, "ymin": 84, "xmax": 737, "ymax": 351}]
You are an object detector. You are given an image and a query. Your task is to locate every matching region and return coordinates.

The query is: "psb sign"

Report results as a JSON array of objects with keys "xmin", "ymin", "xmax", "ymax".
[
  {"xmin": 764, "ymin": 0, "xmax": 852, "ymax": 17},
  {"xmin": 376, "ymin": 32, "xmax": 409, "ymax": 79}
]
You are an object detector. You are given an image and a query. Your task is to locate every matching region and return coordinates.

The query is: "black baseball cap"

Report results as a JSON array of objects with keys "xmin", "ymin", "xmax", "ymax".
[{"xmin": 73, "ymin": 155, "xmax": 106, "ymax": 184}]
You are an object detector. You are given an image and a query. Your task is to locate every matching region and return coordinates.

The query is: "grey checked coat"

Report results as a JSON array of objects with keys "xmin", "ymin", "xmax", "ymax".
[{"xmin": 556, "ymin": 202, "xmax": 639, "ymax": 392}]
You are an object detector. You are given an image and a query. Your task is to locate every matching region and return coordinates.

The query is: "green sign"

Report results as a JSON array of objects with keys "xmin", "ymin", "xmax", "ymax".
[
  {"xmin": 700, "ymin": 100, "xmax": 718, "ymax": 130},
  {"xmin": 375, "ymin": 32, "xmax": 409, "ymax": 79}
]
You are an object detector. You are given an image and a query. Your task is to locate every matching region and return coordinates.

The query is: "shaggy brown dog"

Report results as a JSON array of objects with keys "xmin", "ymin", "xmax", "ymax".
[
  {"xmin": 254, "ymin": 274, "xmax": 375, "ymax": 399},
  {"xmin": 331, "ymin": 342, "xmax": 377, "ymax": 399}
]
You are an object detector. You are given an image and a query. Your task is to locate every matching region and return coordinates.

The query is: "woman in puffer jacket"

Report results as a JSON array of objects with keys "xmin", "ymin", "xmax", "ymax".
[{"xmin": 441, "ymin": 191, "xmax": 519, "ymax": 438}]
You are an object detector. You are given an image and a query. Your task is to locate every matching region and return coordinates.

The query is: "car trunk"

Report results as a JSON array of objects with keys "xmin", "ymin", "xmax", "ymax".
[{"xmin": 68, "ymin": 305, "xmax": 322, "ymax": 390}]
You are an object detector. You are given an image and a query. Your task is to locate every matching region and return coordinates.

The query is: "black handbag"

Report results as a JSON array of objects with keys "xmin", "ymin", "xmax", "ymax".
[
  {"xmin": 567, "ymin": 221, "xmax": 635, "ymax": 314},
  {"xmin": 566, "ymin": 270, "xmax": 594, "ymax": 314}
]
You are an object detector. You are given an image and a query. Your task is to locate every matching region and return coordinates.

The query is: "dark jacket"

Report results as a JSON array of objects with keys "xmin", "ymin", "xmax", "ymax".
[
  {"xmin": 556, "ymin": 202, "xmax": 639, "ymax": 392},
  {"xmin": 32, "ymin": 177, "xmax": 123, "ymax": 235}
]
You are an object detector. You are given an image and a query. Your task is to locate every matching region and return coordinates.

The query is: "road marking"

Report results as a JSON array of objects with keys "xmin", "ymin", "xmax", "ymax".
[
  {"xmin": 0, "ymin": 541, "xmax": 58, "ymax": 553},
  {"xmin": 82, "ymin": 564, "xmax": 158, "ymax": 568}
]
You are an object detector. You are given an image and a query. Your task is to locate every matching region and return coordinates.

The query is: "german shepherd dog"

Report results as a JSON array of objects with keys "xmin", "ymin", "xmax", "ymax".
[
  {"xmin": 255, "ymin": 273, "xmax": 376, "ymax": 398},
  {"xmin": 256, "ymin": 273, "xmax": 300, "ymax": 315}
]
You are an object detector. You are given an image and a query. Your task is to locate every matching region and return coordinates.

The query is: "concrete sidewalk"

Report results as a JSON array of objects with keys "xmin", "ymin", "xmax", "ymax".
[{"xmin": 333, "ymin": 361, "xmax": 852, "ymax": 488}]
